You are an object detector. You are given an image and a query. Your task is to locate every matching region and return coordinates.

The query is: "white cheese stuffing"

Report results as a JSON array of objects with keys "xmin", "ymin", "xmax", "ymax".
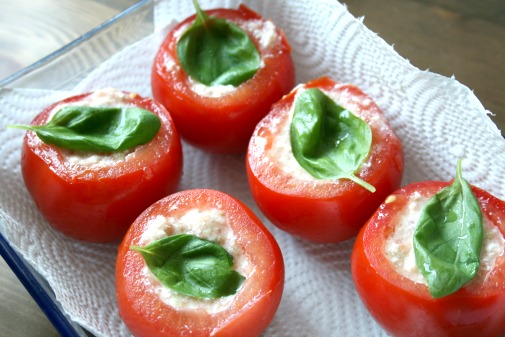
[
  {"xmin": 242, "ymin": 19, "xmax": 278, "ymax": 50},
  {"xmin": 46, "ymin": 88, "xmax": 139, "ymax": 167},
  {"xmin": 384, "ymin": 192, "xmax": 505, "ymax": 286},
  {"xmin": 187, "ymin": 77, "xmax": 236, "ymax": 98},
  {"xmin": 181, "ymin": 19, "xmax": 279, "ymax": 97},
  {"xmin": 266, "ymin": 88, "xmax": 374, "ymax": 182},
  {"xmin": 139, "ymin": 208, "xmax": 251, "ymax": 313},
  {"xmin": 266, "ymin": 89, "xmax": 321, "ymax": 181},
  {"xmin": 64, "ymin": 152, "xmax": 130, "ymax": 166}
]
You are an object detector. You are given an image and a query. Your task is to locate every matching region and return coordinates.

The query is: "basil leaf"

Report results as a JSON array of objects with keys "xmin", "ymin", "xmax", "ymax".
[
  {"xmin": 290, "ymin": 88, "xmax": 375, "ymax": 192},
  {"xmin": 414, "ymin": 160, "xmax": 483, "ymax": 298},
  {"xmin": 176, "ymin": 0, "xmax": 260, "ymax": 86},
  {"xmin": 131, "ymin": 234, "xmax": 245, "ymax": 299},
  {"xmin": 11, "ymin": 106, "xmax": 161, "ymax": 152}
]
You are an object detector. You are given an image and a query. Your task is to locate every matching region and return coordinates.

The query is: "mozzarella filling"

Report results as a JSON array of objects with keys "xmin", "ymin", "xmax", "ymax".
[
  {"xmin": 139, "ymin": 208, "xmax": 251, "ymax": 313},
  {"xmin": 263, "ymin": 87, "xmax": 378, "ymax": 182},
  {"xmin": 45, "ymin": 89, "xmax": 141, "ymax": 167},
  {"xmin": 385, "ymin": 192, "xmax": 505, "ymax": 286},
  {"xmin": 174, "ymin": 18, "xmax": 279, "ymax": 97}
]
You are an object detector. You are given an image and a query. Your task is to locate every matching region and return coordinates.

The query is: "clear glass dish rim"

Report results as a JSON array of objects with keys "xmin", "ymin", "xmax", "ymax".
[
  {"xmin": 0, "ymin": 0, "xmax": 150, "ymax": 89},
  {"xmin": 0, "ymin": 1, "xmax": 151, "ymax": 336}
]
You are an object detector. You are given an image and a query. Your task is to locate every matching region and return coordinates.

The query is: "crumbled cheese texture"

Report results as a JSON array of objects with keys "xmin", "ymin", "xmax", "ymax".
[
  {"xmin": 265, "ymin": 87, "xmax": 375, "ymax": 182},
  {"xmin": 266, "ymin": 89, "xmax": 314, "ymax": 181},
  {"xmin": 139, "ymin": 208, "xmax": 251, "ymax": 313},
  {"xmin": 242, "ymin": 19, "xmax": 278, "ymax": 50},
  {"xmin": 46, "ymin": 88, "xmax": 139, "ymax": 167},
  {"xmin": 172, "ymin": 19, "xmax": 279, "ymax": 97},
  {"xmin": 385, "ymin": 192, "xmax": 505, "ymax": 286},
  {"xmin": 187, "ymin": 77, "xmax": 236, "ymax": 97}
]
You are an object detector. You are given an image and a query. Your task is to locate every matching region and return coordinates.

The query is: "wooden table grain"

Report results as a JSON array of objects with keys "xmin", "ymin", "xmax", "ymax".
[{"xmin": 0, "ymin": 1, "xmax": 503, "ymax": 337}]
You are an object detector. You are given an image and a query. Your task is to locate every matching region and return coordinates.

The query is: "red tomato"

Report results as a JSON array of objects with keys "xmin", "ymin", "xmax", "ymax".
[
  {"xmin": 246, "ymin": 77, "xmax": 404, "ymax": 243},
  {"xmin": 351, "ymin": 181, "xmax": 505, "ymax": 337},
  {"xmin": 116, "ymin": 189, "xmax": 284, "ymax": 337},
  {"xmin": 151, "ymin": 4, "xmax": 295, "ymax": 154},
  {"xmin": 20, "ymin": 90, "xmax": 183, "ymax": 243}
]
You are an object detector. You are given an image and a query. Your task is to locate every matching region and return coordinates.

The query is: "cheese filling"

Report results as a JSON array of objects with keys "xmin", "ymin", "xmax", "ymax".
[
  {"xmin": 264, "ymin": 87, "xmax": 376, "ymax": 182},
  {"xmin": 385, "ymin": 192, "xmax": 505, "ymax": 285},
  {"xmin": 46, "ymin": 88, "xmax": 140, "ymax": 167},
  {"xmin": 242, "ymin": 19, "xmax": 278, "ymax": 50},
  {"xmin": 173, "ymin": 18, "xmax": 280, "ymax": 97},
  {"xmin": 187, "ymin": 77, "xmax": 236, "ymax": 98},
  {"xmin": 139, "ymin": 208, "xmax": 251, "ymax": 313}
]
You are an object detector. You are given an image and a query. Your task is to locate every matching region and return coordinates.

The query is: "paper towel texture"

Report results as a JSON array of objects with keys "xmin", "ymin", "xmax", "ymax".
[{"xmin": 1, "ymin": 0, "xmax": 504, "ymax": 336}]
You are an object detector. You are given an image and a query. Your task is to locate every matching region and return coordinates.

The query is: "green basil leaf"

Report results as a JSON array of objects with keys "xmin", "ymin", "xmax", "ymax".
[
  {"xmin": 414, "ymin": 160, "xmax": 483, "ymax": 298},
  {"xmin": 176, "ymin": 0, "xmax": 260, "ymax": 86},
  {"xmin": 131, "ymin": 234, "xmax": 245, "ymax": 299},
  {"xmin": 290, "ymin": 88, "xmax": 375, "ymax": 192},
  {"xmin": 11, "ymin": 106, "xmax": 161, "ymax": 152}
]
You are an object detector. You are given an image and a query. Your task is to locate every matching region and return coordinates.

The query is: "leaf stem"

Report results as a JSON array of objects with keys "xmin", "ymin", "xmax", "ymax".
[
  {"xmin": 456, "ymin": 158, "xmax": 463, "ymax": 181},
  {"xmin": 6, "ymin": 124, "xmax": 36, "ymax": 131},
  {"xmin": 347, "ymin": 174, "xmax": 376, "ymax": 193},
  {"xmin": 192, "ymin": 0, "xmax": 208, "ymax": 27},
  {"xmin": 130, "ymin": 245, "xmax": 161, "ymax": 258}
]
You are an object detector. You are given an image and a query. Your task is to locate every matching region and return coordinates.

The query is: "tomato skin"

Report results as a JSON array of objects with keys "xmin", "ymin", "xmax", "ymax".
[
  {"xmin": 351, "ymin": 181, "xmax": 505, "ymax": 337},
  {"xmin": 116, "ymin": 189, "xmax": 284, "ymax": 337},
  {"xmin": 20, "ymin": 91, "xmax": 183, "ymax": 243},
  {"xmin": 151, "ymin": 4, "xmax": 295, "ymax": 154},
  {"xmin": 246, "ymin": 77, "xmax": 404, "ymax": 243}
]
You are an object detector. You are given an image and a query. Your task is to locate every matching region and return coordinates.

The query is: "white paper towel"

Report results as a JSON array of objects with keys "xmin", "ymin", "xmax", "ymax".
[{"xmin": 1, "ymin": 0, "xmax": 504, "ymax": 336}]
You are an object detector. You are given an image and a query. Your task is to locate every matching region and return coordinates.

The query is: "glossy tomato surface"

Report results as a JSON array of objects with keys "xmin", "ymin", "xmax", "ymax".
[
  {"xmin": 116, "ymin": 189, "xmax": 284, "ymax": 337},
  {"xmin": 151, "ymin": 4, "xmax": 295, "ymax": 154},
  {"xmin": 246, "ymin": 77, "xmax": 404, "ymax": 243},
  {"xmin": 21, "ymin": 90, "xmax": 183, "ymax": 242},
  {"xmin": 351, "ymin": 181, "xmax": 505, "ymax": 337}
]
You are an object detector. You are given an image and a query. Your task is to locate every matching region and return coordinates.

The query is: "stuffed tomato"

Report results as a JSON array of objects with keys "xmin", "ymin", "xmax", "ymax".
[
  {"xmin": 351, "ymin": 163, "xmax": 505, "ymax": 337},
  {"xmin": 246, "ymin": 77, "xmax": 403, "ymax": 243},
  {"xmin": 116, "ymin": 189, "xmax": 284, "ymax": 337},
  {"xmin": 151, "ymin": 3, "xmax": 295, "ymax": 154},
  {"xmin": 19, "ymin": 89, "xmax": 183, "ymax": 243}
]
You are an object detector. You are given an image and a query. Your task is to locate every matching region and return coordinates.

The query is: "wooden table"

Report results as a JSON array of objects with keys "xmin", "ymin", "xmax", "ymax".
[{"xmin": 1, "ymin": 1, "xmax": 503, "ymax": 336}]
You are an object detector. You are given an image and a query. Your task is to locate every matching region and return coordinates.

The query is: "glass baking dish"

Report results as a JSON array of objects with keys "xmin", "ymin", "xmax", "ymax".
[
  {"xmin": 0, "ymin": 1, "xmax": 153, "ymax": 336},
  {"xmin": 2, "ymin": 1, "xmax": 503, "ymax": 336}
]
